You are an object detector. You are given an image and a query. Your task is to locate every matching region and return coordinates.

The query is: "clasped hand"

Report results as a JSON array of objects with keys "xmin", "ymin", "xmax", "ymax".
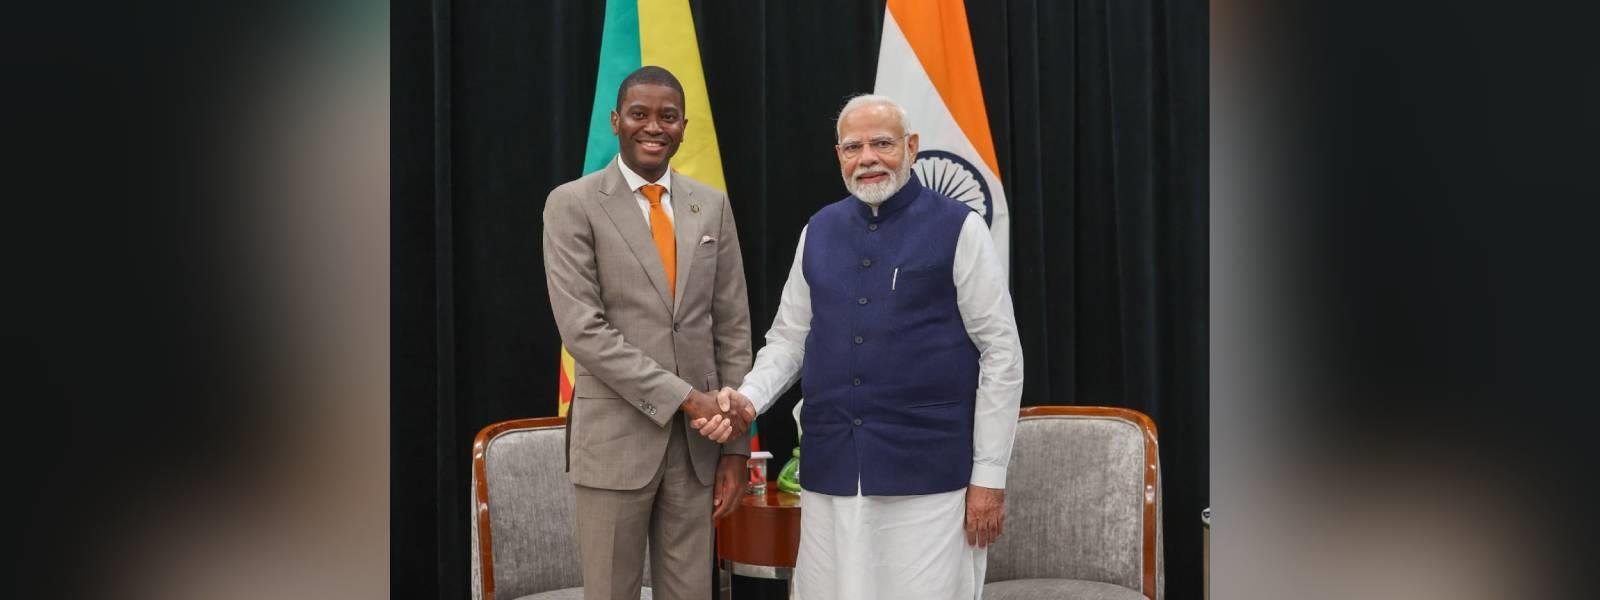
[{"xmin": 683, "ymin": 387, "xmax": 756, "ymax": 443}]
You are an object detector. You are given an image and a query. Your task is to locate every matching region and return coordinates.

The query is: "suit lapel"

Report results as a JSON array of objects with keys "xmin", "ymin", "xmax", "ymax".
[
  {"xmin": 595, "ymin": 159, "xmax": 674, "ymax": 313},
  {"xmin": 672, "ymin": 177, "xmax": 699, "ymax": 317}
]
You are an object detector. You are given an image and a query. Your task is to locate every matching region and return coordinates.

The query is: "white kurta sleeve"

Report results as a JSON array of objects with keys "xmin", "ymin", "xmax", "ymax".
[
  {"xmin": 738, "ymin": 226, "xmax": 812, "ymax": 416},
  {"xmin": 953, "ymin": 213, "xmax": 1025, "ymax": 489}
]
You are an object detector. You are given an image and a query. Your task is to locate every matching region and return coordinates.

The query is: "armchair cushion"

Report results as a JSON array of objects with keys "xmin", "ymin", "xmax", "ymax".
[
  {"xmin": 472, "ymin": 418, "xmax": 654, "ymax": 600},
  {"xmin": 984, "ymin": 578, "xmax": 1147, "ymax": 600}
]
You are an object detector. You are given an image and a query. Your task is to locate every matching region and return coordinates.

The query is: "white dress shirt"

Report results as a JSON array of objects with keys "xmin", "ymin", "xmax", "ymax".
[
  {"xmin": 616, "ymin": 156, "xmax": 674, "ymax": 224},
  {"xmin": 738, "ymin": 211, "xmax": 1025, "ymax": 489}
]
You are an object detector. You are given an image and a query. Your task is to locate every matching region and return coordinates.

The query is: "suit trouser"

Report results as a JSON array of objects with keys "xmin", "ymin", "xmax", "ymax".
[{"xmin": 574, "ymin": 413, "xmax": 711, "ymax": 600}]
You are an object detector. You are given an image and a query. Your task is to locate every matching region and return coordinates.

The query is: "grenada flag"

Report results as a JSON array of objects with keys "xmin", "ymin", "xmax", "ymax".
[
  {"xmin": 874, "ymin": 0, "xmax": 1009, "ymax": 273},
  {"xmin": 559, "ymin": 0, "xmax": 728, "ymax": 417}
]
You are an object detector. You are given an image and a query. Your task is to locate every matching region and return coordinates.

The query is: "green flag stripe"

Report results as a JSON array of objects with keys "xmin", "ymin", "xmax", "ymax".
[{"xmin": 583, "ymin": 0, "xmax": 642, "ymax": 175}]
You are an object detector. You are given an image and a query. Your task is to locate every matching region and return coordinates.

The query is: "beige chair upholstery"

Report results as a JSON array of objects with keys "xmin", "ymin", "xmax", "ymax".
[
  {"xmin": 984, "ymin": 407, "xmax": 1164, "ymax": 600},
  {"xmin": 471, "ymin": 417, "xmax": 652, "ymax": 600}
]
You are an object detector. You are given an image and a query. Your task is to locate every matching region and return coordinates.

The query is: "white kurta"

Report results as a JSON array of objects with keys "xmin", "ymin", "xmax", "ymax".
[
  {"xmin": 739, "ymin": 210, "xmax": 1025, "ymax": 599},
  {"xmin": 796, "ymin": 488, "xmax": 986, "ymax": 599}
]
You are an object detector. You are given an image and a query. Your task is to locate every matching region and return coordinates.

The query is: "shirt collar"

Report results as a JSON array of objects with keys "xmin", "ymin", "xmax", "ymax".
[{"xmin": 616, "ymin": 155, "xmax": 672, "ymax": 195}]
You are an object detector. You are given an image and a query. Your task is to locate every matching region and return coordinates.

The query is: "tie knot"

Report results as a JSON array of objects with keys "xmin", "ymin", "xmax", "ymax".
[{"xmin": 640, "ymin": 184, "xmax": 665, "ymax": 206}]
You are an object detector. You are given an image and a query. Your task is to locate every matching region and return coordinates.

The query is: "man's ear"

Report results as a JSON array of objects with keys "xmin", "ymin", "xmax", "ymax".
[
  {"xmin": 610, "ymin": 110, "xmax": 620, "ymax": 136},
  {"xmin": 906, "ymin": 132, "xmax": 920, "ymax": 159}
]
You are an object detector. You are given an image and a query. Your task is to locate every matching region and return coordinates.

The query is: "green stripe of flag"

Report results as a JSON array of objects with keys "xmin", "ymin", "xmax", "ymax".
[{"xmin": 583, "ymin": 0, "xmax": 642, "ymax": 175}]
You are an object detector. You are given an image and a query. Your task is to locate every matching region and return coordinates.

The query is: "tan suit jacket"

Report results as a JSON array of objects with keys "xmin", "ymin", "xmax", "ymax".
[{"xmin": 543, "ymin": 158, "xmax": 753, "ymax": 490}]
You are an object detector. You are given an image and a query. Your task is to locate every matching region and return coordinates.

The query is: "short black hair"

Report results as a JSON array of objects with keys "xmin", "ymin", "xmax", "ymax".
[{"xmin": 615, "ymin": 66, "xmax": 687, "ymax": 111}]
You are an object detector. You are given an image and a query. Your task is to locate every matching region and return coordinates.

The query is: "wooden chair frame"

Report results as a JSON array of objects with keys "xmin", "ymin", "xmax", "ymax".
[
  {"xmin": 471, "ymin": 416, "xmax": 567, "ymax": 600},
  {"xmin": 1018, "ymin": 406, "xmax": 1161, "ymax": 599}
]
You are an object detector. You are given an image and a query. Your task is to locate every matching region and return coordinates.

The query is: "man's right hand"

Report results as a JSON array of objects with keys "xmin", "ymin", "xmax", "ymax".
[
  {"xmin": 691, "ymin": 387, "xmax": 756, "ymax": 442},
  {"xmin": 682, "ymin": 388, "xmax": 749, "ymax": 443},
  {"xmin": 718, "ymin": 387, "xmax": 757, "ymax": 423}
]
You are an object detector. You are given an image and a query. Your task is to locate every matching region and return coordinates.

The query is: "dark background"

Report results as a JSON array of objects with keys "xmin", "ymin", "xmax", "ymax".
[{"xmin": 394, "ymin": 0, "xmax": 1207, "ymax": 598}]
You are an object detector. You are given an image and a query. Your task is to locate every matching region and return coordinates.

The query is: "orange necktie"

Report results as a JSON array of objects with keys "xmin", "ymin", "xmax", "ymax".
[{"xmin": 640, "ymin": 183, "xmax": 676, "ymax": 298}]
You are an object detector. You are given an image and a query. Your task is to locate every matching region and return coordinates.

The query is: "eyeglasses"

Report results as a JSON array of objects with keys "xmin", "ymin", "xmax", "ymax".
[{"xmin": 837, "ymin": 134, "xmax": 909, "ymax": 159}]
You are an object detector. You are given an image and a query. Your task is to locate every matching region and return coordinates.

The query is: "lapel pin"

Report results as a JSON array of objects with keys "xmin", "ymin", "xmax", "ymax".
[{"xmin": 690, "ymin": 203, "xmax": 700, "ymax": 213}]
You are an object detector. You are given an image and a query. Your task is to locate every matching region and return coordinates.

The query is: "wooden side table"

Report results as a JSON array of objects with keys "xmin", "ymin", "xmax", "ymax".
[{"xmin": 715, "ymin": 488, "xmax": 802, "ymax": 599}]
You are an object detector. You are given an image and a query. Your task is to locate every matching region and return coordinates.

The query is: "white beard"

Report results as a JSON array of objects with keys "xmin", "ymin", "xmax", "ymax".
[{"xmin": 845, "ymin": 161, "xmax": 912, "ymax": 206}]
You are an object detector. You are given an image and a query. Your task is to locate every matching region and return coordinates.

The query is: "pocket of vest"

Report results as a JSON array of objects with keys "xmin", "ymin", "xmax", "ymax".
[
  {"xmin": 905, "ymin": 397, "xmax": 963, "ymax": 409},
  {"xmin": 890, "ymin": 268, "xmax": 944, "ymax": 305}
]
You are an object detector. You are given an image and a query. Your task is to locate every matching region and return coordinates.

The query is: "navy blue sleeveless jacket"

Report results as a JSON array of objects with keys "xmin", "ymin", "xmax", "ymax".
[{"xmin": 799, "ymin": 177, "xmax": 980, "ymax": 496}]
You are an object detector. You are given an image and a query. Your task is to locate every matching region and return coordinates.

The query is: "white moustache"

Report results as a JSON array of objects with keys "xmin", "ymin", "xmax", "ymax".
[{"xmin": 854, "ymin": 166, "xmax": 891, "ymax": 179}]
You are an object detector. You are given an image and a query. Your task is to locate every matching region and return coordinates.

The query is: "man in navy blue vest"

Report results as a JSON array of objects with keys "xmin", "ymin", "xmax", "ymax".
[{"xmin": 694, "ymin": 95, "xmax": 1024, "ymax": 599}]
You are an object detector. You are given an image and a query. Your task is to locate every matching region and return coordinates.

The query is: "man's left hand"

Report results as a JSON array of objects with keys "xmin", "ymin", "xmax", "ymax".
[
  {"xmin": 964, "ymin": 484, "xmax": 1005, "ymax": 548},
  {"xmin": 712, "ymin": 454, "xmax": 745, "ymax": 521}
]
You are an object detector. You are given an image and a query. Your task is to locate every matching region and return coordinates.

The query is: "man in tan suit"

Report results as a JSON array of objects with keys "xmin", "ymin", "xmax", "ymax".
[{"xmin": 542, "ymin": 66, "xmax": 755, "ymax": 600}]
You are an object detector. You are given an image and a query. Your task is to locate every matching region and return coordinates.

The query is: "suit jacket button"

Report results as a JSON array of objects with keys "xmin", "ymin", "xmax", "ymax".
[
  {"xmin": 673, "ymin": 322, "xmax": 680, "ymax": 332},
  {"xmin": 853, "ymin": 418, "xmax": 863, "ymax": 426}
]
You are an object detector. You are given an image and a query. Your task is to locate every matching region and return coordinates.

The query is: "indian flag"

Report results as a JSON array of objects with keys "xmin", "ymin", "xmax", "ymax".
[
  {"xmin": 874, "ymin": 0, "xmax": 1009, "ymax": 272},
  {"xmin": 559, "ymin": 0, "xmax": 727, "ymax": 417}
]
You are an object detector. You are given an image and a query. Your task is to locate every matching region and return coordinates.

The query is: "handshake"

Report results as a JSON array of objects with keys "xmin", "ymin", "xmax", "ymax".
[{"xmin": 682, "ymin": 386, "xmax": 757, "ymax": 443}]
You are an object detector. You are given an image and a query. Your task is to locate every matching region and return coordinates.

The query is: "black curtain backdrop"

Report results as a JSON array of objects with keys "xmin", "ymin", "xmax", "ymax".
[{"xmin": 395, "ymin": 0, "xmax": 1207, "ymax": 598}]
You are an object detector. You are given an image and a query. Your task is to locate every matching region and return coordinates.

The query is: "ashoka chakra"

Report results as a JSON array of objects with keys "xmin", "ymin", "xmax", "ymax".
[{"xmin": 912, "ymin": 150, "xmax": 993, "ymax": 225}]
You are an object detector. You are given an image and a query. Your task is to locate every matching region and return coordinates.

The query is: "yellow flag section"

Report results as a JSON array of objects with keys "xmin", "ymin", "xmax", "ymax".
[
  {"xmin": 558, "ymin": 348, "xmax": 576, "ymax": 417},
  {"xmin": 559, "ymin": 0, "xmax": 727, "ymax": 417},
  {"xmin": 639, "ymin": 0, "xmax": 727, "ymax": 193},
  {"xmin": 874, "ymin": 0, "xmax": 1010, "ymax": 272}
]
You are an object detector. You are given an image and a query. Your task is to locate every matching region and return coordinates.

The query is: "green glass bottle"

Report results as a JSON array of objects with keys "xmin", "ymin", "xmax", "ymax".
[{"xmin": 776, "ymin": 445, "xmax": 802, "ymax": 494}]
